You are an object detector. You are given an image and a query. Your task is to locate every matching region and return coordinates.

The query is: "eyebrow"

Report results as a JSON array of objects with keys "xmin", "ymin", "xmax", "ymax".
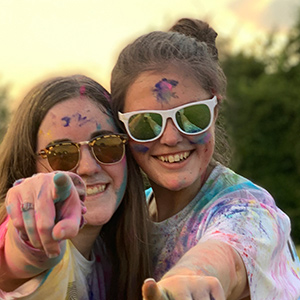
[{"xmin": 45, "ymin": 130, "xmax": 117, "ymax": 148}]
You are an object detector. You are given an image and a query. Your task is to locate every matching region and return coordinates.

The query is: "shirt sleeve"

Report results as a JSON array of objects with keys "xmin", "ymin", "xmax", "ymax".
[{"xmin": 199, "ymin": 187, "xmax": 300, "ymax": 300}]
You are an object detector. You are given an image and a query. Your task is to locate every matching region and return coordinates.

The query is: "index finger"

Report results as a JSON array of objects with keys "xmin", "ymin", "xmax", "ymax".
[
  {"xmin": 143, "ymin": 279, "xmax": 174, "ymax": 300},
  {"xmin": 53, "ymin": 172, "xmax": 72, "ymax": 203}
]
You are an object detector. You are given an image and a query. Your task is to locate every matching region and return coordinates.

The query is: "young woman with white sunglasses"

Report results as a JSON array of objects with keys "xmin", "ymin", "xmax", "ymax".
[{"xmin": 111, "ymin": 18, "xmax": 300, "ymax": 300}]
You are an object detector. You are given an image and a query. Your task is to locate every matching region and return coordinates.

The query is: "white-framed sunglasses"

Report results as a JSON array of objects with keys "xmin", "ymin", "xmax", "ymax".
[{"xmin": 118, "ymin": 96, "xmax": 217, "ymax": 142}]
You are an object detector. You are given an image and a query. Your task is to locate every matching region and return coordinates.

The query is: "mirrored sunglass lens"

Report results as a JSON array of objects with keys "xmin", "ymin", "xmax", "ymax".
[
  {"xmin": 47, "ymin": 144, "xmax": 79, "ymax": 171},
  {"xmin": 93, "ymin": 137, "xmax": 124, "ymax": 163},
  {"xmin": 128, "ymin": 113, "xmax": 162, "ymax": 140},
  {"xmin": 176, "ymin": 104, "xmax": 211, "ymax": 133}
]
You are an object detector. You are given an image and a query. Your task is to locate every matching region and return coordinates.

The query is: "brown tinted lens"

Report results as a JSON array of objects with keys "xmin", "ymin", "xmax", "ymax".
[
  {"xmin": 47, "ymin": 143, "xmax": 79, "ymax": 171},
  {"xmin": 93, "ymin": 137, "xmax": 124, "ymax": 164}
]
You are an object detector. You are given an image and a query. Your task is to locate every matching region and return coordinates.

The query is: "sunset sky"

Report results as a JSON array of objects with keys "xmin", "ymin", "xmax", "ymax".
[{"xmin": 0, "ymin": 0, "xmax": 299, "ymax": 106}]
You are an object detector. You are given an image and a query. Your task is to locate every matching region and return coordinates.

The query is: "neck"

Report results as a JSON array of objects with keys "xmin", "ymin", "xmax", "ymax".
[
  {"xmin": 149, "ymin": 164, "xmax": 214, "ymax": 222},
  {"xmin": 71, "ymin": 224, "xmax": 102, "ymax": 259}
]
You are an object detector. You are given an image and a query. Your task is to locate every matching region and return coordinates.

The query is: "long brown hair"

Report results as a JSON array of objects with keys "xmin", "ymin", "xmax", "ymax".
[
  {"xmin": 0, "ymin": 74, "xmax": 151, "ymax": 300},
  {"xmin": 111, "ymin": 18, "xmax": 231, "ymax": 166}
]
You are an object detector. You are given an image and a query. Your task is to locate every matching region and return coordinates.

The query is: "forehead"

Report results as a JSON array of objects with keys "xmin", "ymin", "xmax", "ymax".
[
  {"xmin": 124, "ymin": 68, "xmax": 209, "ymax": 111},
  {"xmin": 38, "ymin": 97, "xmax": 116, "ymax": 143}
]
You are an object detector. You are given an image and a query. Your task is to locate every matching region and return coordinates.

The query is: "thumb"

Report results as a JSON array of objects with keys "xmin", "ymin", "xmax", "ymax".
[{"xmin": 142, "ymin": 278, "xmax": 173, "ymax": 300}]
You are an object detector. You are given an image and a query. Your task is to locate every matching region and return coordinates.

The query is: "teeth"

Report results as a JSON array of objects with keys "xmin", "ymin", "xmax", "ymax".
[
  {"xmin": 86, "ymin": 185, "xmax": 106, "ymax": 196},
  {"xmin": 157, "ymin": 151, "xmax": 190, "ymax": 163}
]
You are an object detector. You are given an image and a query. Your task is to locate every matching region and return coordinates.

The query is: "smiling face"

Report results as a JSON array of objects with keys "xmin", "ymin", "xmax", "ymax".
[
  {"xmin": 36, "ymin": 97, "xmax": 128, "ymax": 226},
  {"xmin": 123, "ymin": 68, "xmax": 216, "ymax": 194}
]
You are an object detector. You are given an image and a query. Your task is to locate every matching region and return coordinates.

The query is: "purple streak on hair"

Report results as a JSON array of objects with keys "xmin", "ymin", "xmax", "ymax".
[
  {"xmin": 103, "ymin": 90, "xmax": 111, "ymax": 102},
  {"xmin": 79, "ymin": 85, "xmax": 86, "ymax": 96},
  {"xmin": 153, "ymin": 78, "xmax": 178, "ymax": 103}
]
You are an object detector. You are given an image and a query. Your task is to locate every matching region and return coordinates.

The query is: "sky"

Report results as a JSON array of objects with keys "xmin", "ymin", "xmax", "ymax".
[{"xmin": 0, "ymin": 0, "xmax": 299, "ymax": 107}]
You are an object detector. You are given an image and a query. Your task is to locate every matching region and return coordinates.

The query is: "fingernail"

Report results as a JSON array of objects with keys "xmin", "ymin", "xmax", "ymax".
[
  {"xmin": 81, "ymin": 206, "xmax": 87, "ymax": 214},
  {"xmin": 47, "ymin": 252, "xmax": 59, "ymax": 258},
  {"xmin": 53, "ymin": 229, "xmax": 65, "ymax": 241},
  {"xmin": 144, "ymin": 278, "xmax": 156, "ymax": 283}
]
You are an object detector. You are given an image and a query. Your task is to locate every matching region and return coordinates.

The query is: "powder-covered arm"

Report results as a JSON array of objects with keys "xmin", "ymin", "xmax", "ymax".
[
  {"xmin": 142, "ymin": 239, "xmax": 248, "ymax": 300},
  {"xmin": 0, "ymin": 172, "xmax": 85, "ymax": 292}
]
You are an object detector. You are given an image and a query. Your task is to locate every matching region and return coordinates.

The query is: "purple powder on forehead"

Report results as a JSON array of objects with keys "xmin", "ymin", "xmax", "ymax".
[{"xmin": 153, "ymin": 78, "xmax": 178, "ymax": 103}]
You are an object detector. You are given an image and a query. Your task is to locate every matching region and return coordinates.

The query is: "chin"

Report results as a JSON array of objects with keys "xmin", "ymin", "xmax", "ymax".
[
  {"xmin": 84, "ymin": 210, "xmax": 114, "ymax": 226},
  {"xmin": 158, "ymin": 179, "xmax": 191, "ymax": 191}
]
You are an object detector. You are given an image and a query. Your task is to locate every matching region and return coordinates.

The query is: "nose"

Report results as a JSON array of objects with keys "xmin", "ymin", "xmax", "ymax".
[
  {"xmin": 75, "ymin": 145, "xmax": 101, "ymax": 176},
  {"xmin": 159, "ymin": 119, "xmax": 183, "ymax": 146}
]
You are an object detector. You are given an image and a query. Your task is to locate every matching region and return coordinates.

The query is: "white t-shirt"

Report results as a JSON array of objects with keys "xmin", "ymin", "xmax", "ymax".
[{"xmin": 146, "ymin": 164, "xmax": 300, "ymax": 300}]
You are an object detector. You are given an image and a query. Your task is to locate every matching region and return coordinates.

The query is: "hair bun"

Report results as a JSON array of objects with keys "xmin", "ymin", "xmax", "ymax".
[{"xmin": 169, "ymin": 18, "xmax": 219, "ymax": 60}]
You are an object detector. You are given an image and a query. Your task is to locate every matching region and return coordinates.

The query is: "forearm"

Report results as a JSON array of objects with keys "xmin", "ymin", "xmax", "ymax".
[
  {"xmin": 161, "ymin": 239, "xmax": 249, "ymax": 299},
  {"xmin": 0, "ymin": 220, "xmax": 64, "ymax": 291}
]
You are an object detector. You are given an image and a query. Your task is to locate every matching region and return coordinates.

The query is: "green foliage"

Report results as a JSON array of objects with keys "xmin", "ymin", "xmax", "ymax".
[{"xmin": 221, "ymin": 11, "xmax": 300, "ymax": 243}]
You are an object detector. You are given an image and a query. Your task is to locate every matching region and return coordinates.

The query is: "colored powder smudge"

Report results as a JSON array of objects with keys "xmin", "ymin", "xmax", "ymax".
[
  {"xmin": 6, "ymin": 205, "xmax": 12, "ymax": 215},
  {"xmin": 116, "ymin": 164, "xmax": 128, "ymax": 208},
  {"xmin": 96, "ymin": 122, "xmax": 102, "ymax": 131},
  {"xmin": 105, "ymin": 117, "xmax": 117, "ymax": 131},
  {"xmin": 153, "ymin": 78, "xmax": 178, "ymax": 103},
  {"xmin": 79, "ymin": 85, "xmax": 86, "ymax": 96},
  {"xmin": 62, "ymin": 113, "xmax": 95, "ymax": 127},
  {"xmin": 131, "ymin": 144, "xmax": 149, "ymax": 153},
  {"xmin": 103, "ymin": 90, "xmax": 111, "ymax": 102},
  {"xmin": 189, "ymin": 132, "xmax": 211, "ymax": 145},
  {"xmin": 61, "ymin": 116, "xmax": 71, "ymax": 127}
]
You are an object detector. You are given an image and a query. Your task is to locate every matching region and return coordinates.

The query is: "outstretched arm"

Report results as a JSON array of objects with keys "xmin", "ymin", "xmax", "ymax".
[
  {"xmin": 0, "ymin": 172, "xmax": 86, "ymax": 292},
  {"xmin": 143, "ymin": 239, "xmax": 249, "ymax": 300}
]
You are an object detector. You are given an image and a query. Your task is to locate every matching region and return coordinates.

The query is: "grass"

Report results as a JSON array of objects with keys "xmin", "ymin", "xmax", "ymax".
[{"xmin": 297, "ymin": 246, "xmax": 300, "ymax": 258}]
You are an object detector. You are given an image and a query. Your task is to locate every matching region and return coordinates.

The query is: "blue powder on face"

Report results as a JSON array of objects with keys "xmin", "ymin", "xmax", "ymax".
[
  {"xmin": 61, "ymin": 116, "xmax": 71, "ymax": 127},
  {"xmin": 131, "ymin": 144, "xmax": 149, "ymax": 153}
]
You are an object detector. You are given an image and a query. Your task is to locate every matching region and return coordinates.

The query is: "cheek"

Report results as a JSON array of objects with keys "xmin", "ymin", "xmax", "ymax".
[
  {"xmin": 115, "ymin": 160, "xmax": 128, "ymax": 207},
  {"xmin": 130, "ymin": 142, "xmax": 150, "ymax": 154},
  {"xmin": 189, "ymin": 132, "xmax": 212, "ymax": 145},
  {"xmin": 36, "ymin": 159, "xmax": 51, "ymax": 174}
]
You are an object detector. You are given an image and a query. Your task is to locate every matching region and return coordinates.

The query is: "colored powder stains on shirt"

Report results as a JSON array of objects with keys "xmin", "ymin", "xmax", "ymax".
[
  {"xmin": 153, "ymin": 78, "xmax": 178, "ymax": 103},
  {"xmin": 24, "ymin": 264, "xmax": 45, "ymax": 274},
  {"xmin": 147, "ymin": 164, "xmax": 300, "ymax": 299}
]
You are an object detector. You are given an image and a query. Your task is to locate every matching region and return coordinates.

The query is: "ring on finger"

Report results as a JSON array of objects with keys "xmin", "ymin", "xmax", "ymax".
[{"xmin": 21, "ymin": 202, "xmax": 34, "ymax": 212}]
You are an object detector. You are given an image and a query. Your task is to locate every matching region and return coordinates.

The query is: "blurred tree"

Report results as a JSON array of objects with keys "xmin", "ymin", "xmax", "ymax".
[
  {"xmin": 221, "ymin": 10, "xmax": 300, "ymax": 243},
  {"xmin": 0, "ymin": 82, "xmax": 10, "ymax": 143}
]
